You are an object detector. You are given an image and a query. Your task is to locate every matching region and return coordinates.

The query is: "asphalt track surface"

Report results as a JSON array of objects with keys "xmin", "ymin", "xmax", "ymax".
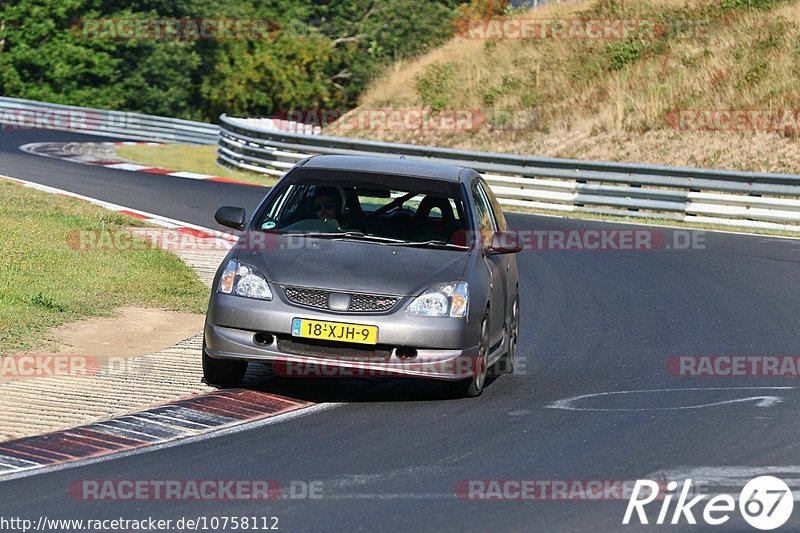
[{"xmin": 2, "ymin": 129, "xmax": 800, "ymax": 532}]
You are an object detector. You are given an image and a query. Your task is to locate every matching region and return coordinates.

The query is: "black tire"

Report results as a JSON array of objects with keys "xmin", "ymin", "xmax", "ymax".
[
  {"xmin": 444, "ymin": 316, "xmax": 489, "ymax": 398},
  {"xmin": 202, "ymin": 340, "xmax": 247, "ymax": 387},
  {"xmin": 495, "ymin": 294, "xmax": 519, "ymax": 375}
]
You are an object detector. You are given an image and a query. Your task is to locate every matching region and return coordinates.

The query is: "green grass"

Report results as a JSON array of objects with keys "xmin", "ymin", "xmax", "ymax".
[
  {"xmin": 0, "ymin": 180, "xmax": 210, "ymax": 355},
  {"xmin": 116, "ymin": 144, "xmax": 278, "ymax": 187}
]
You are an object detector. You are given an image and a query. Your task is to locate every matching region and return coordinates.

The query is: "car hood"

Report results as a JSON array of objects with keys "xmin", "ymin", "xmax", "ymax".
[{"xmin": 234, "ymin": 237, "xmax": 471, "ymax": 296}]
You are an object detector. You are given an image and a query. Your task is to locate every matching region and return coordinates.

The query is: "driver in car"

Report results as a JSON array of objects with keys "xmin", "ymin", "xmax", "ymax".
[{"xmin": 312, "ymin": 186, "xmax": 343, "ymax": 228}]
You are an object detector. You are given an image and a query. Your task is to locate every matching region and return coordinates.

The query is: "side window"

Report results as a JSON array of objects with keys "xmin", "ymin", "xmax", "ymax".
[
  {"xmin": 471, "ymin": 180, "xmax": 496, "ymax": 247},
  {"xmin": 479, "ymin": 180, "xmax": 507, "ymax": 232},
  {"xmin": 264, "ymin": 184, "xmax": 297, "ymax": 221}
]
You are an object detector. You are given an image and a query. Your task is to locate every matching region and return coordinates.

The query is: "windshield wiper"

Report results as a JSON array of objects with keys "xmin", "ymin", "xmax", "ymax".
[
  {"xmin": 282, "ymin": 231, "xmax": 362, "ymax": 238},
  {"xmin": 335, "ymin": 233, "xmax": 409, "ymax": 243},
  {"xmin": 279, "ymin": 231, "xmax": 465, "ymax": 247},
  {"xmin": 284, "ymin": 231, "xmax": 407, "ymax": 244},
  {"xmin": 383, "ymin": 239, "xmax": 469, "ymax": 249}
]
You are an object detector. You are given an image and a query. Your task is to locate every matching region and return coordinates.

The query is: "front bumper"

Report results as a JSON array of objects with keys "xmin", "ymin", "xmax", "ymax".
[{"xmin": 205, "ymin": 293, "xmax": 480, "ymax": 381}]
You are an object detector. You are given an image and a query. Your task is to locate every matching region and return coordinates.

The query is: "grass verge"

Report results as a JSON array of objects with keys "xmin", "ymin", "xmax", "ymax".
[
  {"xmin": 0, "ymin": 180, "xmax": 210, "ymax": 355},
  {"xmin": 116, "ymin": 144, "xmax": 278, "ymax": 187}
]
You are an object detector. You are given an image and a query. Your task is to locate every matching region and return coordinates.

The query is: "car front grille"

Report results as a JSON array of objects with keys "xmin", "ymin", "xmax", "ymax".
[
  {"xmin": 282, "ymin": 287, "xmax": 329, "ymax": 309},
  {"xmin": 348, "ymin": 294, "xmax": 399, "ymax": 312},
  {"xmin": 282, "ymin": 286, "xmax": 399, "ymax": 313}
]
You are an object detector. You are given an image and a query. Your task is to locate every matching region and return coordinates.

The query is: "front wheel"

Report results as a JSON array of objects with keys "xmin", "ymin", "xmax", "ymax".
[
  {"xmin": 495, "ymin": 294, "xmax": 519, "ymax": 375},
  {"xmin": 202, "ymin": 340, "xmax": 247, "ymax": 387},
  {"xmin": 444, "ymin": 316, "xmax": 489, "ymax": 398}
]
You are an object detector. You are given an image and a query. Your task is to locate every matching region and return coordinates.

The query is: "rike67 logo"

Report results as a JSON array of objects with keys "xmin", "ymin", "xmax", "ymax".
[{"xmin": 623, "ymin": 476, "xmax": 794, "ymax": 530}]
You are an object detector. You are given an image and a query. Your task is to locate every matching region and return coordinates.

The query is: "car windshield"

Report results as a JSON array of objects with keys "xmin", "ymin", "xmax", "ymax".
[{"xmin": 255, "ymin": 170, "xmax": 470, "ymax": 247}]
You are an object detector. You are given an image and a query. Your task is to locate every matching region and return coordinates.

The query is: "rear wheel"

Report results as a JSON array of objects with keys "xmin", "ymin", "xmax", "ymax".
[
  {"xmin": 202, "ymin": 340, "xmax": 247, "ymax": 387},
  {"xmin": 444, "ymin": 316, "xmax": 489, "ymax": 398}
]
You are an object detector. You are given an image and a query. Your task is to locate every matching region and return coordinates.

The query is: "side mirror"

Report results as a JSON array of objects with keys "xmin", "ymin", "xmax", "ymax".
[
  {"xmin": 487, "ymin": 231, "xmax": 523, "ymax": 254},
  {"xmin": 215, "ymin": 206, "xmax": 246, "ymax": 231}
]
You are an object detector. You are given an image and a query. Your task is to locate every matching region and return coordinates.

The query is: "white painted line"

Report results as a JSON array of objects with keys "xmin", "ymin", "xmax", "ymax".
[
  {"xmin": 644, "ymin": 466, "xmax": 800, "ymax": 500},
  {"xmin": 122, "ymin": 414, "xmax": 199, "ymax": 435},
  {"xmin": 105, "ymin": 417, "xmax": 186, "ymax": 438},
  {"xmin": 153, "ymin": 405, "xmax": 233, "ymax": 426},
  {"xmin": 0, "ymin": 454, "xmax": 41, "ymax": 469},
  {"xmin": 649, "ymin": 466, "xmax": 800, "ymax": 480},
  {"xmin": 135, "ymin": 412, "xmax": 216, "ymax": 431},
  {"xmin": 89, "ymin": 422, "xmax": 164, "ymax": 441},
  {"xmin": 145, "ymin": 219, "xmax": 180, "ymax": 228},
  {"xmin": 18, "ymin": 142, "xmax": 94, "ymax": 163},
  {"xmin": 103, "ymin": 162, "xmax": 152, "ymax": 171},
  {"xmin": 167, "ymin": 171, "xmax": 216, "ymax": 180},
  {"xmin": 545, "ymin": 387, "xmax": 795, "ymax": 411}
]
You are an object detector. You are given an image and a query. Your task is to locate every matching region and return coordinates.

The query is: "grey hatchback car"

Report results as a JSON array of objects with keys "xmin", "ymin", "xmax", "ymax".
[{"xmin": 204, "ymin": 155, "xmax": 521, "ymax": 397}]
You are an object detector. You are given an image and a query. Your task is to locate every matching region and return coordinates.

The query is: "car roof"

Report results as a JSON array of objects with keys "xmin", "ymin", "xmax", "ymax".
[{"xmin": 298, "ymin": 155, "xmax": 474, "ymax": 183}]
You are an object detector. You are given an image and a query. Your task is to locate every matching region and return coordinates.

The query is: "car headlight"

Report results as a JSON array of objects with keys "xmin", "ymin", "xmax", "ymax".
[
  {"xmin": 218, "ymin": 261, "xmax": 273, "ymax": 300},
  {"xmin": 406, "ymin": 282, "xmax": 468, "ymax": 318}
]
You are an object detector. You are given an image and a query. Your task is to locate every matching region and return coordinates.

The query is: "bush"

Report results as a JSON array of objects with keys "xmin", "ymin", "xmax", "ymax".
[
  {"xmin": 415, "ymin": 62, "xmax": 455, "ymax": 111},
  {"xmin": 0, "ymin": 0, "xmax": 471, "ymax": 121},
  {"xmin": 721, "ymin": 0, "xmax": 785, "ymax": 9},
  {"xmin": 606, "ymin": 41, "xmax": 644, "ymax": 71}
]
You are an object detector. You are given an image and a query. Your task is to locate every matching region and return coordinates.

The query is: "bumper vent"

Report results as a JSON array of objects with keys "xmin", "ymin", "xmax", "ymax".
[{"xmin": 277, "ymin": 336, "xmax": 391, "ymax": 360}]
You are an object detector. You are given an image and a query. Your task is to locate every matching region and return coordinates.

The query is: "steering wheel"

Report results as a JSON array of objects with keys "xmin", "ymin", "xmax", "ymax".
[{"xmin": 321, "ymin": 218, "xmax": 343, "ymax": 231}]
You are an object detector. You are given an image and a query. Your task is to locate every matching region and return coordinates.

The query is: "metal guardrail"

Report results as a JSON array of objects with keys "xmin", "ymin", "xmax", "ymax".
[
  {"xmin": 0, "ymin": 96, "xmax": 219, "ymax": 144},
  {"xmin": 2, "ymin": 96, "xmax": 799, "ymax": 233},
  {"xmin": 218, "ymin": 114, "xmax": 800, "ymax": 232}
]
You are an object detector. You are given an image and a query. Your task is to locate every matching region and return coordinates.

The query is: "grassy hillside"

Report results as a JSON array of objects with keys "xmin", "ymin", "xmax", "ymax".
[{"xmin": 330, "ymin": 0, "xmax": 800, "ymax": 173}]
